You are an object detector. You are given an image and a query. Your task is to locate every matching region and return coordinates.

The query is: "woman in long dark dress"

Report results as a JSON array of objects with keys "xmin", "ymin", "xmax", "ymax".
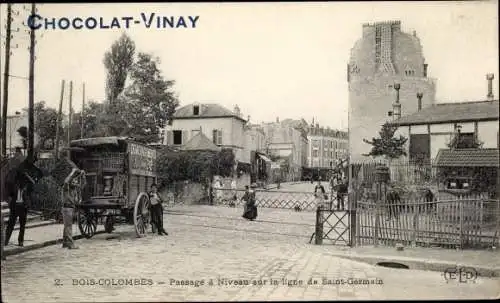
[{"xmin": 242, "ymin": 184, "xmax": 257, "ymax": 220}]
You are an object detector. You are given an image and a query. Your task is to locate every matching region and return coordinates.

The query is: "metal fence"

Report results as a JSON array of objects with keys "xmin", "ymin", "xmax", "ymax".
[
  {"xmin": 355, "ymin": 194, "xmax": 500, "ymax": 249},
  {"xmin": 212, "ymin": 188, "xmax": 341, "ymax": 211}
]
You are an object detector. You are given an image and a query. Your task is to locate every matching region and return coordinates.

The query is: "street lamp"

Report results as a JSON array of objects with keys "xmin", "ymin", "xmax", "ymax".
[{"xmin": 9, "ymin": 111, "xmax": 21, "ymax": 156}]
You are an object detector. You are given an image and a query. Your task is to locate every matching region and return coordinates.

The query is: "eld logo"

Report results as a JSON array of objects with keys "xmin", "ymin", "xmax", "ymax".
[{"xmin": 443, "ymin": 267, "xmax": 478, "ymax": 283}]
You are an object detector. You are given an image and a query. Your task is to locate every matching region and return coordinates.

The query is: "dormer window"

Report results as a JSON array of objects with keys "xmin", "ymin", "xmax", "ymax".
[{"xmin": 193, "ymin": 105, "xmax": 200, "ymax": 116}]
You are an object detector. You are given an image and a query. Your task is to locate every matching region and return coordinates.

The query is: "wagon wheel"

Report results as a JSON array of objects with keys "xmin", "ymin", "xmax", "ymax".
[
  {"xmin": 77, "ymin": 208, "xmax": 97, "ymax": 239},
  {"xmin": 134, "ymin": 192, "xmax": 151, "ymax": 238},
  {"xmin": 104, "ymin": 215, "xmax": 115, "ymax": 233}
]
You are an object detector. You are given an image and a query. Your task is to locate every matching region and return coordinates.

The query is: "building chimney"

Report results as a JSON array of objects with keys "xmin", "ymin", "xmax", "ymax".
[
  {"xmin": 233, "ymin": 105, "xmax": 241, "ymax": 117},
  {"xmin": 392, "ymin": 83, "xmax": 401, "ymax": 120},
  {"xmin": 276, "ymin": 117, "xmax": 279, "ymax": 123},
  {"xmin": 487, "ymin": 73, "xmax": 494, "ymax": 100},
  {"xmin": 423, "ymin": 64, "xmax": 428, "ymax": 77},
  {"xmin": 416, "ymin": 92, "xmax": 423, "ymax": 111}
]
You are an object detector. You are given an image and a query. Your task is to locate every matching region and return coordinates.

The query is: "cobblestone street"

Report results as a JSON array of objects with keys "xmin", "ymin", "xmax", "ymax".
[{"xmin": 2, "ymin": 206, "xmax": 498, "ymax": 302}]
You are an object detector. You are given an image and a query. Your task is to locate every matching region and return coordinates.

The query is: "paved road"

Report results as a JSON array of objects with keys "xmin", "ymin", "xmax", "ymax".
[{"xmin": 2, "ymin": 206, "xmax": 498, "ymax": 302}]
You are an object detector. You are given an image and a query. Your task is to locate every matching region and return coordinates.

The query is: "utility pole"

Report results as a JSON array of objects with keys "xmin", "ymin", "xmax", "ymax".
[
  {"xmin": 1, "ymin": 3, "xmax": 13, "ymax": 158},
  {"xmin": 54, "ymin": 80, "xmax": 65, "ymax": 159},
  {"xmin": 27, "ymin": 3, "xmax": 36, "ymax": 162},
  {"xmin": 81, "ymin": 82, "xmax": 85, "ymax": 138},
  {"xmin": 67, "ymin": 81, "xmax": 73, "ymax": 147}
]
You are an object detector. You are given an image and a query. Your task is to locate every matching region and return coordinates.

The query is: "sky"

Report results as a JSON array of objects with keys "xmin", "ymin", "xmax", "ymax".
[{"xmin": 0, "ymin": 1, "xmax": 498, "ymax": 131}]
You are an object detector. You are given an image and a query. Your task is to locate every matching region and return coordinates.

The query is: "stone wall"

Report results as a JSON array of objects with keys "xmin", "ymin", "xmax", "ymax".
[{"xmin": 159, "ymin": 173, "xmax": 252, "ymax": 206}]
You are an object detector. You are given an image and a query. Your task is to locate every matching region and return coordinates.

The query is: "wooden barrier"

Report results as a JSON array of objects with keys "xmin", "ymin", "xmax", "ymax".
[{"xmin": 355, "ymin": 194, "xmax": 499, "ymax": 249}]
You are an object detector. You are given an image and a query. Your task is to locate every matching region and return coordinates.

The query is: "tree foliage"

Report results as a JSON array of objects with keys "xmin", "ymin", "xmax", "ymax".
[
  {"xmin": 363, "ymin": 122, "xmax": 408, "ymax": 160},
  {"xmin": 103, "ymin": 33, "xmax": 136, "ymax": 104},
  {"xmin": 115, "ymin": 52, "xmax": 179, "ymax": 143},
  {"xmin": 23, "ymin": 101, "xmax": 63, "ymax": 149},
  {"xmin": 34, "ymin": 35, "xmax": 179, "ymax": 147},
  {"xmin": 156, "ymin": 149, "xmax": 235, "ymax": 187},
  {"xmin": 447, "ymin": 129, "xmax": 483, "ymax": 149}
]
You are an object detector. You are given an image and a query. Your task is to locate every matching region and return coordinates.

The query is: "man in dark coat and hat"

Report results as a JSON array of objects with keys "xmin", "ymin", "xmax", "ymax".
[{"xmin": 4, "ymin": 154, "xmax": 43, "ymax": 247}]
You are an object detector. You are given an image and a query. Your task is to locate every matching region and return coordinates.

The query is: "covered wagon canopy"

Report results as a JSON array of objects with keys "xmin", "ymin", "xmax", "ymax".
[
  {"xmin": 70, "ymin": 136, "xmax": 130, "ymax": 148},
  {"xmin": 434, "ymin": 148, "xmax": 499, "ymax": 167}
]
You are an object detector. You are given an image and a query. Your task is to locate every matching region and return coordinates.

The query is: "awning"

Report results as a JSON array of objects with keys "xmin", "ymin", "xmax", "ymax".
[
  {"xmin": 70, "ymin": 136, "xmax": 128, "ymax": 148},
  {"xmin": 257, "ymin": 153, "xmax": 272, "ymax": 162}
]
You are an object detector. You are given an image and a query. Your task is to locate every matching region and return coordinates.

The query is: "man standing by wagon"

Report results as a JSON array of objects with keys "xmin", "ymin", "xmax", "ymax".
[{"xmin": 52, "ymin": 150, "xmax": 84, "ymax": 249}]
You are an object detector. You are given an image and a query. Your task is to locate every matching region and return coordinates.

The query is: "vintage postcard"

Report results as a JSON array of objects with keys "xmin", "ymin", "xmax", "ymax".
[{"xmin": 0, "ymin": 1, "xmax": 499, "ymax": 302}]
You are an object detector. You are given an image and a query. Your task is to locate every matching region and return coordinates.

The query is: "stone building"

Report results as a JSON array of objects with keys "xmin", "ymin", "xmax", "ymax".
[
  {"xmin": 306, "ymin": 123, "xmax": 348, "ymax": 169},
  {"xmin": 348, "ymin": 20, "xmax": 437, "ymax": 163},
  {"xmin": 260, "ymin": 117, "xmax": 308, "ymax": 181},
  {"xmin": 164, "ymin": 103, "xmax": 249, "ymax": 163},
  {"xmin": 391, "ymin": 75, "xmax": 499, "ymax": 161}
]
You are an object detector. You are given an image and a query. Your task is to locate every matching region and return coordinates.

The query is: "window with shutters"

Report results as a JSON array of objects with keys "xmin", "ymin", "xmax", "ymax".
[
  {"xmin": 212, "ymin": 129, "xmax": 222, "ymax": 145},
  {"xmin": 173, "ymin": 130, "xmax": 183, "ymax": 145}
]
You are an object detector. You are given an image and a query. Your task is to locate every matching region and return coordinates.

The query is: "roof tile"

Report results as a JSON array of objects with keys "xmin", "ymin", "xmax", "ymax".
[
  {"xmin": 392, "ymin": 100, "xmax": 499, "ymax": 126},
  {"xmin": 174, "ymin": 103, "xmax": 245, "ymax": 121},
  {"xmin": 434, "ymin": 148, "xmax": 499, "ymax": 167}
]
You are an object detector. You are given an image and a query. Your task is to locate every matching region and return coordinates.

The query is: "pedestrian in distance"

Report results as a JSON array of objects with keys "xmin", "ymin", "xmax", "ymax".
[
  {"xmin": 212, "ymin": 178, "xmax": 222, "ymax": 205},
  {"xmin": 149, "ymin": 183, "xmax": 168, "ymax": 236},
  {"xmin": 386, "ymin": 183, "xmax": 401, "ymax": 220},
  {"xmin": 313, "ymin": 179, "xmax": 328, "ymax": 209},
  {"xmin": 242, "ymin": 184, "xmax": 258, "ymax": 221},
  {"xmin": 336, "ymin": 178, "xmax": 348, "ymax": 211},
  {"xmin": 423, "ymin": 188, "xmax": 436, "ymax": 214},
  {"xmin": 229, "ymin": 178, "xmax": 238, "ymax": 207}
]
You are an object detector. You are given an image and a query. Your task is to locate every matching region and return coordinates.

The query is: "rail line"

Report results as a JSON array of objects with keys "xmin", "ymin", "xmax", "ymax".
[
  {"xmin": 165, "ymin": 211, "xmax": 316, "ymax": 228},
  {"xmin": 172, "ymin": 220, "xmax": 311, "ymax": 240}
]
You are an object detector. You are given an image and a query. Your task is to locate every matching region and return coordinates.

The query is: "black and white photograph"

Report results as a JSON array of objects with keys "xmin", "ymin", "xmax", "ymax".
[{"xmin": 0, "ymin": 1, "xmax": 499, "ymax": 302}]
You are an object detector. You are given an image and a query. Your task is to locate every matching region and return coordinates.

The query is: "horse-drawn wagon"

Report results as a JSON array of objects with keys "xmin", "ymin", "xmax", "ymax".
[{"xmin": 68, "ymin": 137, "xmax": 157, "ymax": 238}]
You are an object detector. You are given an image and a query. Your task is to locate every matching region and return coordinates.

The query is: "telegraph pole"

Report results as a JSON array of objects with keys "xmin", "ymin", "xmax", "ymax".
[
  {"xmin": 1, "ymin": 4, "xmax": 13, "ymax": 158},
  {"xmin": 27, "ymin": 3, "xmax": 36, "ymax": 162},
  {"xmin": 54, "ymin": 80, "xmax": 65, "ymax": 159},
  {"xmin": 67, "ymin": 81, "xmax": 73, "ymax": 147},
  {"xmin": 81, "ymin": 82, "xmax": 85, "ymax": 138}
]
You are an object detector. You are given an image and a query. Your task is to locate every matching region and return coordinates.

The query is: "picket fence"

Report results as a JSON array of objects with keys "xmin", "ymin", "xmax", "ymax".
[
  {"xmin": 355, "ymin": 193, "xmax": 499, "ymax": 249},
  {"xmin": 351, "ymin": 159, "xmax": 438, "ymax": 188}
]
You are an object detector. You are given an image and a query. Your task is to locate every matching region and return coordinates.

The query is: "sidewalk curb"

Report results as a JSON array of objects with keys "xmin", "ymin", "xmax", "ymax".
[
  {"xmin": 328, "ymin": 253, "xmax": 500, "ymax": 278},
  {"xmin": 13, "ymin": 220, "xmax": 56, "ymax": 231},
  {"xmin": 4, "ymin": 231, "xmax": 105, "ymax": 257}
]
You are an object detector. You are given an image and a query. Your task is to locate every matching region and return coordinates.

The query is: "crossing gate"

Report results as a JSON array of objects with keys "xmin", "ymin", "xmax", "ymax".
[{"xmin": 311, "ymin": 193, "xmax": 355, "ymax": 246}]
